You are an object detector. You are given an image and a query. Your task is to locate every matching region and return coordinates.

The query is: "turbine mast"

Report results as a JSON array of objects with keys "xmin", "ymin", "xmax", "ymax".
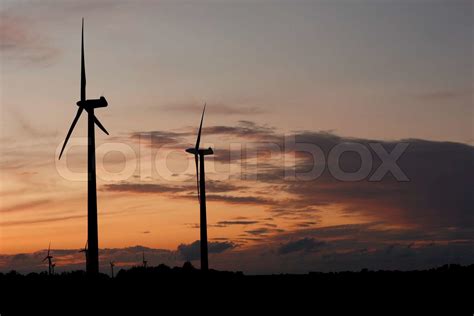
[
  {"xmin": 199, "ymin": 154, "xmax": 209, "ymax": 271},
  {"xmin": 83, "ymin": 18, "xmax": 100, "ymax": 276},
  {"xmin": 87, "ymin": 88, "xmax": 99, "ymax": 275},
  {"xmin": 185, "ymin": 104, "xmax": 212, "ymax": 272}
]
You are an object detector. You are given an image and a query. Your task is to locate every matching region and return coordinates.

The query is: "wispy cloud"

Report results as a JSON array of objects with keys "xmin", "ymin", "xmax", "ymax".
[
  {"xmin": 177, "ymin": 240, "xmax": 236, "ymax": 261},
  {"xmin": 216, "ymin": 220, "xmax": 259, "ymax": 226},
  {"xmin": 1, "ymin": 214, "xmax": 86, "ymax": 227},
  {"xmin": 416, "ymin": 89, "xmax": 472, "ymax": 101},
  {"xmin": 102, "ymin": 182, "xmax": 187, "ymax": 194},
  {"xmin": 277, "ymin": 238, "xmax": 325, "ymax": 255},
  {"xmin": 0, "ymin": 199, "xmax": 52, "ymax": 214}
]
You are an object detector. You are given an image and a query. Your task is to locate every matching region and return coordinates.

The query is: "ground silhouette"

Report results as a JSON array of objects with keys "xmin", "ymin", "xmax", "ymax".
[{"xmin": 0, "ymin": 263, "xmax": 472, "ymax": 313}]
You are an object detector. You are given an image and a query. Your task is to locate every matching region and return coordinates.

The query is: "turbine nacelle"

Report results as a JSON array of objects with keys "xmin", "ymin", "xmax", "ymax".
[
  {"xmin": 76, "ymin": 96, "xmax": 108, "ymax": 109},
  {"xmin": 186, "ymin": 147, "xmax": 214, "ymax": 156}
]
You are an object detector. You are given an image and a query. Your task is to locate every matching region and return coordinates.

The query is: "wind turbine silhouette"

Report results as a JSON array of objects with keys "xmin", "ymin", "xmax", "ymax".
[
  {"xmin": 51, "ymin": 263, "xmax": 56, "ymax": 275},
  {"xmin": 110, "ymin": 261, "xmax": 115, "ymax": 278},
  {"xmin": 185, "ymin": 104, "xmax": 213, "ymax": 272},
  {"xmin": 142, "ymin": 251, "xmax": 148, "ymax": 268},
  {"xmin": 79, "ymin": 240, "xmax": 88, "ymax": 266},
  {"xmin": 58, "ymin": 19, "xmax": 109, "ymax": 275},
  {"xmin": 43, "ymin": 242, "xmax": 53, "ymax": 275}
]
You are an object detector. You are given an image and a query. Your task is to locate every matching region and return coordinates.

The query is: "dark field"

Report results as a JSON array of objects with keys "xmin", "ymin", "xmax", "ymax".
[{"xmin": 1, "ymin": 264, "xmax": 472, "ymax": 314}]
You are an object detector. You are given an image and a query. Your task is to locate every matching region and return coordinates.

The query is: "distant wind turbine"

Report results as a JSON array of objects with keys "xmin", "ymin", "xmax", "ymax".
[
  {"xmin": 142, "ymin": 251, "xmax": 148, "ymax": 268},
  {"xmin": 58, "ymin": 19, "xmax": 110, "ymax": 275},
  {"xmin": 185, "ymin": 104, "xmax": 213, "ymax": 272},
  {"xmin": 51, "ymin": 263, "xmax": 56, "ymax": 275},
  {"xmin": 110, "ymin": 261, "xmax": 115, "ymax": 278},
  {"xmin": 79, "ymin": 240, "xmax": 88, "ymax": 266},
  {"xmin": 43, "ymin": 242, "xmax": 53, "ymax": 275}
]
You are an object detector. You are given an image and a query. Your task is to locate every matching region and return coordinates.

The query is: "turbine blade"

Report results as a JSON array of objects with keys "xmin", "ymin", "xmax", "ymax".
[
  {"xmin": 48, "ymin": 242, "xmax": 51, "ymax": 256},
  {"xmin": 195, "ymin": 154, "xmax": 200, "ymax": 203},
  {"xmin": 195, "ymin": 103, "xmax": 206, "ymax": 150},
  {"xmin": 81, "ymin": 18, "xmax": 86, "ymax": 101},
  {"xmin": 59, "ymin": 107, "xmax": 84, "ymax": 159},
  {"xmin": 93, "ymin": 115, "xmax": 109, "ymax": 135}
]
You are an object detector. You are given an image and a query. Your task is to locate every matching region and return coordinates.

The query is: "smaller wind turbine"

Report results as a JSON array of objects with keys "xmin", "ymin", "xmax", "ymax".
[
  {"xmin": 79, "ymin": 240, "xmax": 88, "ymax": 266},
  {"xmin": 110, "ymin": 261, "xmax": 115, "ymax": 278},
  {"xmin": 42, "ymin": 242, "xmax": 54, "ymax": 275},
  {"xmin": 185, "ymin": 104, "xmax": 213, "ymax": 272},
  {"xmin": 51, "ymin": 263, "xmax": 56, "ymax": 275},
  {"xmin": 142, "ymin": 251, "xmax": 148, "ymax": 268}
]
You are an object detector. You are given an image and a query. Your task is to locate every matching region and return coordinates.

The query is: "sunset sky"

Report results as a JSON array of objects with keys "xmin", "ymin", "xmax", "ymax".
[{"xmin": 0, "ymin": 0, "xmax": 472, "ymax": 274}]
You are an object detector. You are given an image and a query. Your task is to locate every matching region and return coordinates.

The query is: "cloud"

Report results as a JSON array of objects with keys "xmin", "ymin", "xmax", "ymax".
[
  {"xmin": 2, "ymin": 223, "xmax": 473, "ymax": 274},
  {"xmin": 1, "ymin": 214, "xmax": 86, "ymax": 227},
  {"xmin": 415, "ymin": 89, "xmax": 472, "ymax": 101},
  {"xmin": 129, "ymin": 130, "xmax": 189, "ymax": 149},
  {"xmin": 204, "ymin": 125, "xmax": 473, "ymax": 230},
  {"xmin": 216, "ymin": 220, "xmax": 259, "ymax": 226},
  {"xmin": 177, "ymin": 240, "xmax": 236, "ymax": 261},
  {"xmin": 102, "ymin": 182, "xmax": 258, "ymax": 207},
  {"xmin": 278, "ymin": 238, "xmax": 325, "ymax": 255},
  {"xmin": 281, "ymin": 134, "xmax": 474, "ymax": 229},
  {"xmin": 0, "ymin": 199, "xmax": 52, "ymax": 214},
  {"xmin": 209, "ymin": 223, "xmax": 474, "ymax": 274},
  {"xmin": 120, "ymin": 121, "xmax": 473, "ymax": 232},
  {"xmin": 244, "ymin": 227, "xmax": 284, "ymax": 236},
  {"xmin": 204, "ymin": 121, "xmax": 277, "ymax": 140},
  {"xmin": 102, "ymin": 183, "xmax": 186, "ymax": 194},
  {"xmin": 204, "ymin": 181, "xmax": 247, "ymax": 193},
  {"xmin": 130, "ymin": 120, "xmax": 277, "ymax": 148},
  {"xmin": 206, "ymin": 194, "xmax": 272, "ymax": 205}
]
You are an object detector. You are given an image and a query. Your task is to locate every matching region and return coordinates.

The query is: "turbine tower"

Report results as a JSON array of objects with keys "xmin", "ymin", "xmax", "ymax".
[
  {"xmin": 59, "ymin": 19, "xmax": 109, "ymax": 275},
  {"xmin": 185, "ymin": 104, "xmax": 213, "ymax": 272},
  {"xmin": 42, "ymin": 242, "xmax": 53, "ymax": 275}
]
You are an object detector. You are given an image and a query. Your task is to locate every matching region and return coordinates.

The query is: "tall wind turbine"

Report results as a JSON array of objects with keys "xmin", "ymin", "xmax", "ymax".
[
  {"xmin": 185, "ymin": 104, "xmax": 213, "ymax": 272},
  {"xmin": 59, "ymin": 19, "xmax": 109, "ymax": 275},
  {"xmin": 142, "ymin": 251, "xmax": 148, "ymax": 268},
  {"xmin": 43, "ymin": 242, "xmax": 53, "ymax": 275}
]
